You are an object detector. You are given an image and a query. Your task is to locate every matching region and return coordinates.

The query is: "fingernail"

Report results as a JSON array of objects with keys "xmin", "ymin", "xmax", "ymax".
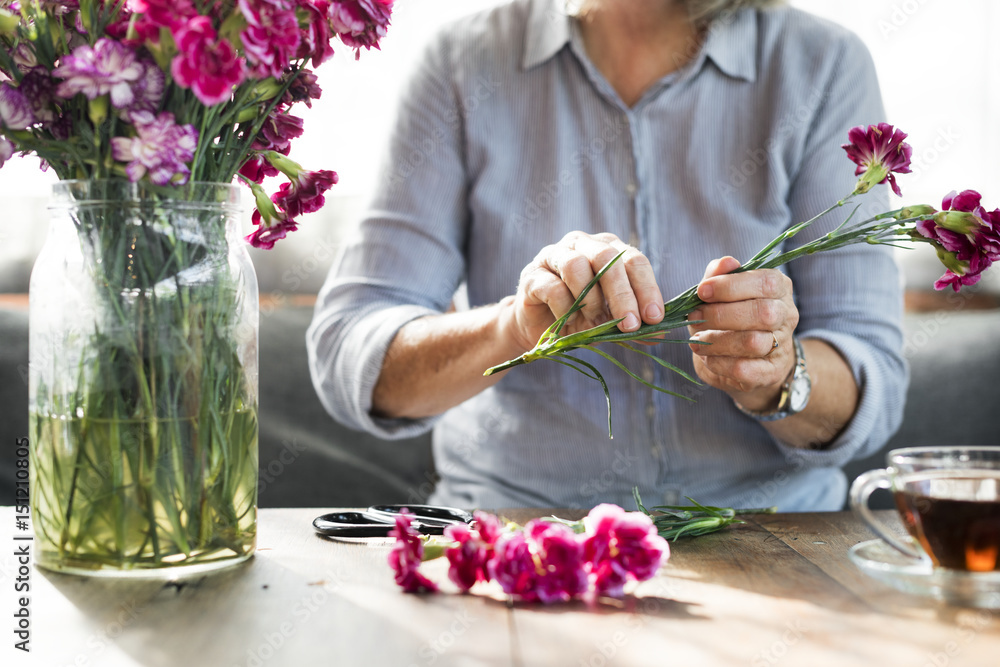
[
  {"xmin": 644, "ymin": 303, "xmax": 662, "ymax": 321},
  {"xmin": 700, "ymin": 283, "xmax": 714, "ymax": 300},
  {"xmin": 622, "ymin": 313, "xmax": 639, "ymax": 330}
]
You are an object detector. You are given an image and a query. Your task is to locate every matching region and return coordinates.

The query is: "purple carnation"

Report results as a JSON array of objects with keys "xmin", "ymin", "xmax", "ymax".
[
  {"xmin": 111, "ymin": 111, "xmax": 198, "ymax": 185},
  {"xmin": 0, "ymin": 83, "xmax": 35, "ymax": 130},
  {"xmin": 53, "ymin": 38, "xmax": 146, "ymax": 109},
  {"xmin": 916, "ymin": 189, "xmax": 1000, "ymax": 292},
  {"xmin": 0, "ymin": 135, "xmax": 14, "ymax": 169}
]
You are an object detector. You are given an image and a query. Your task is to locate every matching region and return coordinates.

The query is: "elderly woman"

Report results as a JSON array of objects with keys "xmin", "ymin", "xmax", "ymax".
[{"xmin": 306, "ymin": 0, "xmax": 906, "ymax": 511}]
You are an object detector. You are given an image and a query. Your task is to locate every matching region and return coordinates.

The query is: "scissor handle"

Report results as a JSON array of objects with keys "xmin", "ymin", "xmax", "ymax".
[
  {"xmin": 367, "ymin": 504, "xmax": 474, "ymax": 527},
  {"xmin": 312, "ymin": 512, "xmax": 395, "ymax": 537}
]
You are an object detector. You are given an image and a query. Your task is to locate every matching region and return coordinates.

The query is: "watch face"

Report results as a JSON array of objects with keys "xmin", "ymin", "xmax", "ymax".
[{"xmin": 789, "ymin": 375, "xmax": 811, "ymax": 413}]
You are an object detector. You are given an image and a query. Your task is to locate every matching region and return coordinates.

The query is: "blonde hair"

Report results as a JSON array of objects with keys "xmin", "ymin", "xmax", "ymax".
[
  {"xmin": 682, "ymin": 0, "xmax": 783, "ymax": 27},
  {"xmin": 572, "ymin": 0, "xmax": 784, "ymax": 27}
]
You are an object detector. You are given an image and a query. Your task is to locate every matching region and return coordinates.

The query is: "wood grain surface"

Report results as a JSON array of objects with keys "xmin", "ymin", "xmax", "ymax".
[{"xmin": 3, "ymin": 507, "xmax": 998, "ymax": 667}]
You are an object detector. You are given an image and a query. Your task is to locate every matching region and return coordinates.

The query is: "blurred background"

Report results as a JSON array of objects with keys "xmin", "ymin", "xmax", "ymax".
[
  {"xmin": 1, "ymin": 0, "xmax": 998, "ymax": 298},
  {"xmin": 1, "ymin": 1, "xmax": 998, "ymax": 508}
]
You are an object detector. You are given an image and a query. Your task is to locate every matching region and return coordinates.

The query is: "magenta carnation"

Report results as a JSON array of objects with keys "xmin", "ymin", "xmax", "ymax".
[
  {"xmin": 582, "ymin": 504, "xmax": 669, "ymax": 598},
  {"xmin": 272, "ymin": 169, "xmax": 338, "ymax": 218},
  {"xmin": 329, "ymin": 0, "xmax": 393, "ymax": 59},
  {"xmin": 444, "ymin": 522, "xmax": 491, "ymax": 592},
  {"xmin": 246, "ymin": 217, "xmax": 299, "ymax": 250},
  {"xmin": 842, "ymin": 122, "xmax": 912, "ymax": 197},
  {"xmin": 110, "ymin": 111, "xmax": 198, "ymax": 185},
  {"xmin": 252, "ymin": 110, "xmax": 305, "ymax": 153},
  {"xmin": 170, "ymin": 16, "xmax": 246, "ymax": 106},
  {"xmin": 53, "ymin": 39, "xmax": 146, "ymax": 109},
  {"xmin": 387, "ymin": 511, "xmax": 438, "ymax": 594},
  {"xmin": 489, "ymin": 532, "xmax": 540, "ymax": 601},
  {"xmin": 525, "ymin": 521, "xmax": 587, "ymax": 604},
  {"xmin": 238, "ymin": 0, "xmax": 301, "ymax": 79},
  {"xmin": 297, "ymin": 0, "xmax": 336, "ymax": 67},
  {"xmin": 916, "ymin": 190, "xmax": 1000, "ymax": 292}
]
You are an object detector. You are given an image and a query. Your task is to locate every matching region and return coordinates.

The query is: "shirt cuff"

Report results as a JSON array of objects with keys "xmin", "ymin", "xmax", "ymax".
[
  {"xmin": 309, "ymin": 303, "xmax": 443, "ymax": 439},
  {"xmin": 770, "ymin": 330, "xmax": 906, "ymax": 469}
]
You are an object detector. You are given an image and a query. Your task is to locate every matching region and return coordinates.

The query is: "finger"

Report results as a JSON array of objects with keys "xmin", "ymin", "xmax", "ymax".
[
  {"xmin": 519, "ymin": 263, "xmax": 578, "ymax": 323},
  {"xmin": 542, "ymin": 245, "xmax": 609, "ymax": 326},
  {"xmin": 688, "ymin": 329, "xmax": 781, "ymax": 358},
  {"xmin": 695, "ymin": 355, "xmax": 786, "ymax": 393},
  {"xmin": 699, "ymin": 268, "xmax": 791, "ymax": 304},
  {"xmin": 687, "ymin": 298, "xmax": 790, "ymax": 333},
  {"xmin": 700, "ymin": 256, "xmax": 741, "ymax": 282},
  {"xmin": 572, "ymin": 236, "xmax": 642, "ymax": 331}
]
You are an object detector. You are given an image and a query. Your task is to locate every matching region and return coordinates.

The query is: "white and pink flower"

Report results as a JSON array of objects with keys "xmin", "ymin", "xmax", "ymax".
[{"xmin": 111, "ymin": 111, "xmax": 198, "ymax": 185}]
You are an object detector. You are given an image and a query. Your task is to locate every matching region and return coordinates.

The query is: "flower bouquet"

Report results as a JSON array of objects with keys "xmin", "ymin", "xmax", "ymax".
[
  {"xmin": 1, "ymin": 0, "xmax": 393, "ymax": 575},
  {"xmin": 486, "ymin": 124, "xmax": 1000, "ymax": 436}
]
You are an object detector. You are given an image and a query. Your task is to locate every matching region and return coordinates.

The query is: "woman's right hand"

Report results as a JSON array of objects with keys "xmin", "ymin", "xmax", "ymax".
[{"xmin": 501, "ymin": 231, "xmax": 665, "ymax": 353}]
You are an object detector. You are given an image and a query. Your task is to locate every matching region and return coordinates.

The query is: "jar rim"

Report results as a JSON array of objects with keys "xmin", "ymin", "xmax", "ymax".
[{"xmin": 50, "ymin": 179, "xmax": 242, "ymax": 209}]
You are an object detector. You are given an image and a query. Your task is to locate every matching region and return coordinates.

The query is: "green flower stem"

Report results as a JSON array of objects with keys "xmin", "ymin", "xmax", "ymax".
[{"xmin": 485, "ymin": 190, "xmax": 928, "ymax": 437}]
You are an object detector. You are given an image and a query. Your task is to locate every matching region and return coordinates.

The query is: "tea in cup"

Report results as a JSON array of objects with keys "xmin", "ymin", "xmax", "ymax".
[{"xmin": 850, "ymin": 447, "xmax": 1000, "ymax": 572}]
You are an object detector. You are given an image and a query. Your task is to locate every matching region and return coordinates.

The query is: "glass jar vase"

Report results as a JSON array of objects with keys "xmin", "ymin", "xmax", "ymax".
[{"xmin": 29, "ymin": 180, "xmax": 259, "ymax": 576}]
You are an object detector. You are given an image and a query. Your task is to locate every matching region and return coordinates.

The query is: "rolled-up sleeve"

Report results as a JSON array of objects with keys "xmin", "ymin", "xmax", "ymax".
[
  {"xmin": 306, "ymin": 31, "xmax": 469, "ymax": 438},
  {"xmin": 778, "ymin": 33, "xmax": 908, "ymax": 466}
]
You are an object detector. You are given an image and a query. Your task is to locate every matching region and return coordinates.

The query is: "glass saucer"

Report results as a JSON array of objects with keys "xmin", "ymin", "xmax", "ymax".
[{"xmin": 849, "ymin": 539, "xmax": 1000, "ymax": 608}]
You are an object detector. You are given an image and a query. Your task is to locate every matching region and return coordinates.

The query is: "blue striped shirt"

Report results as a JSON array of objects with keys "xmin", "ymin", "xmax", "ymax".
[{"xmin": 306, "ymin": 0, "xmax": 907, "ymax": 511}]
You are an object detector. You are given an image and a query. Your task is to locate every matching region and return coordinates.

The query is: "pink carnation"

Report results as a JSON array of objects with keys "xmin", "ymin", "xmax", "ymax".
[
  {"xmin": 582, "ymin": 504, "xmax": 669, "ymax": 598},
  {"xmin": 329, "ymin": 0, "xmax": 394, "ymax": 59},
  {"xmin": 170, "ymin": 16, "xmax": 246, "ymax": 106},
  {"xmin": 239, "ymin": 0, "xmax": 301, "ymax": 79},
  {"xmin": 387, "ymin": 511, "xmax": 438, "ymax": 594},
  {"xmin": 296, "ymin": 0, "xmax": 336, "ymax": 67}
]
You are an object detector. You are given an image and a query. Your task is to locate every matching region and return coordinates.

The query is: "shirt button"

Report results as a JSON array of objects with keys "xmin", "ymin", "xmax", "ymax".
[
  {"xmin": 642, "ymin": 367, "xmax": 654, "ymax": 383},
  {"xmin": 626, "ymin": 183, "xmax": 637, "ymax": 196}
]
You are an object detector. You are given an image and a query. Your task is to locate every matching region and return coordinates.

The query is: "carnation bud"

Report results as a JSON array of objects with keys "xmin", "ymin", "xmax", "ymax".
[
  {"xmin": 935, "ymin": 247, "xmax": 969, "ymax": 276},
  {"xmin": 934, "ymin": 210, "xmax": 983, "ymax": 234},
  {"xmin": 852, "ymin": 163, "xmax": 889, "ymax": 195},
  {"xmin": 263, "ymin": 150, "xmax": 303, "ymax": 180},
  {"xmin": 897, "ymin": 205, "xmax": 936, "ymax": 220},
  {"xmin": 87, "ymin": 96, "xmax": 108, "ymax": 126}
]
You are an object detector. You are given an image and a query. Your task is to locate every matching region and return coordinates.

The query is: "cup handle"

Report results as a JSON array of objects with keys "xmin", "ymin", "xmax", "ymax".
[{"xmin": 848, "ymin": 468, "xmax": 925, "ymax": 560}]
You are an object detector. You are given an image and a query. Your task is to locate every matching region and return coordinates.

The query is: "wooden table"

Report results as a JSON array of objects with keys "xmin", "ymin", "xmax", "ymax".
[{"xmin": 3, "ymin": 507, "xmax": 999, "ymax": 667}]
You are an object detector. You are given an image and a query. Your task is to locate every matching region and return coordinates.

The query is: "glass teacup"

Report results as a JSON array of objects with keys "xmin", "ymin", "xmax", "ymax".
[{"xmin": 849, "ymin": 446, "xmax": 1000, "ymax": 572}]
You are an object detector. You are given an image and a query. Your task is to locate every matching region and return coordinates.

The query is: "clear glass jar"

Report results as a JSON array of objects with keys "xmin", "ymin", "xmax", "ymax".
[{"xmin": 29, "ymin": 180, "xmax": 259, "ymax": 576}]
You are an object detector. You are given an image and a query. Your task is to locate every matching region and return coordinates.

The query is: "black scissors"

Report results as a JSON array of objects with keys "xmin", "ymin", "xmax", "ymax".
[{"xmin": 313, "ymin": 504, "xmax": 474, "ymax": 538}]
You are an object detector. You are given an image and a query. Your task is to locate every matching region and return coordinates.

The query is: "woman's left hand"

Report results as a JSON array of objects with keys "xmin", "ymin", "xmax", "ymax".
[{"xmin": 687, "ymin": 256, "xmax": 799, "ymax": 412}]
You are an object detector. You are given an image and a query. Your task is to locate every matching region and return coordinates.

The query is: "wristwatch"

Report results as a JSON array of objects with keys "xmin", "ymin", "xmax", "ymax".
[{"xmin": 737, "ymin": 336, "xmax": 811, "ymax": 422}]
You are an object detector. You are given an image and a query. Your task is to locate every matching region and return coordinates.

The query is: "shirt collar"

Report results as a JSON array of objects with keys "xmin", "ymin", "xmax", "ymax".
[
  {"xmin": 522, "ymin": 0, "xmax": 572, "ymax": 70},
  {"xmin": 521, "ymin": 0, "xmax": 758, "ymax": 83},
  {"xmin": 700, "ymin": 8, "xmax": 758, "ymax": 82}
]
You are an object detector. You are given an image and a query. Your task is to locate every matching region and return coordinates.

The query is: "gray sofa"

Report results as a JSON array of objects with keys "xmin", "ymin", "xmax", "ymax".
[{"xmin": 1, "ymin": 301, "xmax": 998, "ymax": 510}]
